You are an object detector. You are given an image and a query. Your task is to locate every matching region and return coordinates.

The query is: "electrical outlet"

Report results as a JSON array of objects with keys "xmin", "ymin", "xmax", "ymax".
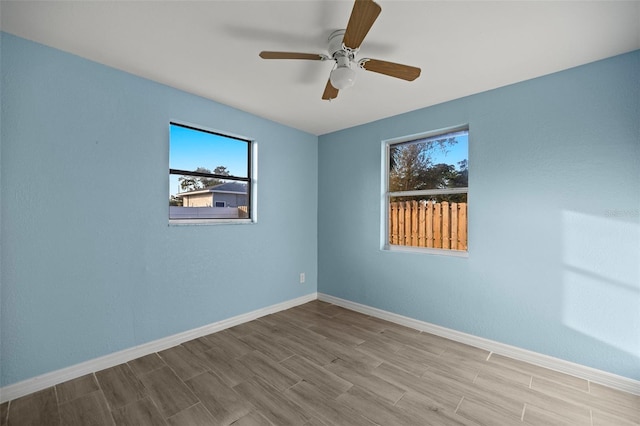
[{"xmin": 300, "ymin": 273, "xmax": 305, "ymax": 284}]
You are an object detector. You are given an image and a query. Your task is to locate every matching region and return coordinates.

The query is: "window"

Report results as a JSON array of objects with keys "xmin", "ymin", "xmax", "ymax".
[
  {"xmin": 169, "ymin": 123, "xmax": 253, "ymax": 221},
  {"xmin": 384, "ymin": 128, "xmax": 468, "ymax": 254}
]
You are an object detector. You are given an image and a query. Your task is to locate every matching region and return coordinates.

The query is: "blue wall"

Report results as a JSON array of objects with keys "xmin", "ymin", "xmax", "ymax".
[
  {"xmin": 0, "ymin": 33, "xmax": 318, "ymax": 387},
  {"xmin": 1, "ymin": 31, "xmax": 638, "ymax": 387},
  {"xmin": 318, "ymin": 51, "xmax": 640, "ymax": 380}
]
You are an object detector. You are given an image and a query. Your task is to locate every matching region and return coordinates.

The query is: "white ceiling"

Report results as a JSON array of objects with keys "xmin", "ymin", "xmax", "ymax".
[{"xmin": 2, "ymin": 1, "xmax": 639, "ymax": 135}]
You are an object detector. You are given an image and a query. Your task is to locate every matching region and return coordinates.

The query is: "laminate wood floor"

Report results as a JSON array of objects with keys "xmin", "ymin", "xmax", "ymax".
[{"xmin": 3, "ymin": 301, "xmax": 639, "ymax": 425}]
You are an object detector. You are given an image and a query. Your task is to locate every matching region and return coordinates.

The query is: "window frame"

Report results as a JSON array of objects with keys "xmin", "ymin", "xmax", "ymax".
[
  {"xmin": 382, "ymin": 126, "xmax": 469, "ymax": 257},
  {"xmin": 169, "ymin": 122, "xmax": 256, "ymax": 225}
]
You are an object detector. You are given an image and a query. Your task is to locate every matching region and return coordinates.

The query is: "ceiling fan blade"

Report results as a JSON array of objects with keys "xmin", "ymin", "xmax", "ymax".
[
  {"xmin": 259, "ymin": 51, "xmax": 324, "ymax": 60},
  {"xmin": 361, "ymin": 59, "xmax": 421, "ymax": 81},
  {"xmin": 343, "ymin": 0, "xmax": 382, "ymax": 50},
  {"xmin": 322, "ymin": 80, "xmax": 339, "ymax": 100}
]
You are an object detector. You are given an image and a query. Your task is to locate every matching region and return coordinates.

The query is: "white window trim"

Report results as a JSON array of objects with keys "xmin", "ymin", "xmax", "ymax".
[
  {"xmin": 386, "ymin": 244, "xmax": 469, "ymax": 257},
  {"xmin": 381, "ymin": 126, "xmax": 469, "ymax": 256},
  {"xmin": 168, "ymin": 121, "xmax": 258, "ymax": 226},
  {"xmin": 169, "ymin": 218, "xmax": 253, "ymax": 226}
]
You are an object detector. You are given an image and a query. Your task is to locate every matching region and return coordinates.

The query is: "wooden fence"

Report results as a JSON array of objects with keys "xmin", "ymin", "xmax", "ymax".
[
  {"xmin": 169, "ymin": 206, "xmax": 248, "ymax": 219},
  {"xmin": 389, "ymin": 200, "xmax": 467, "ymax": 250}
]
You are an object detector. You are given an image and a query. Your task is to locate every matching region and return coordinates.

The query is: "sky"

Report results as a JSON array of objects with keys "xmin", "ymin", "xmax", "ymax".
[
  {"xmin": 431, "ymin": 133, "xmax": 468, "ymax": 168},
  {"xmin": 169, "ymin": 125, "xmax": 468, "ymax": 197},
  {"xmin": 413, "ymin": 131, "xmax": 468, "ymax": 168},
  {"xmin": 170, "ymin": 124, "xmax": 249, "ymax": 196}
]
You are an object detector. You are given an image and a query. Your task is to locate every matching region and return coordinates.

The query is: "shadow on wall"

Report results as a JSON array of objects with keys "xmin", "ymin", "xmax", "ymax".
[{"xmin": 562, "ymin": 209, "xmax": 640, "ymax": 369}]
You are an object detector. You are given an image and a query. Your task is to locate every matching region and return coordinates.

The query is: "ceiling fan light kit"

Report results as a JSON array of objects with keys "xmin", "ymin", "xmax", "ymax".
[
  {"xmin": 330, "ymin": 65, "xmax": 356, "ymax": 91},
  {"xmin": 330, "ymin": 54, "xmax": 357, "ymax": 90},
  {"xmin": 259, "ymin": 0, "xmax": 421, "ymax": 101}
]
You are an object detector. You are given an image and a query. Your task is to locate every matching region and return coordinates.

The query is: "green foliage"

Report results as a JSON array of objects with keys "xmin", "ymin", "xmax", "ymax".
[
  {"xmin": 389, "ymin": 138, "xmax": 467, "ymax": 202},
  {"xmin": 178, "ymin": 166, "xmax": 230, "ymax": 192}
]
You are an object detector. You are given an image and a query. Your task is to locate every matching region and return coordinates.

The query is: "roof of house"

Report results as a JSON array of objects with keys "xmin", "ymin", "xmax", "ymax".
[{"xmin": 175, "ymin": 181, "xmax": 247, "ymax": 197}]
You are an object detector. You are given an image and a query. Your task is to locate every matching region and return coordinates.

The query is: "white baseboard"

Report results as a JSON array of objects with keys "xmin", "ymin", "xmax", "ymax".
[
  {"xmin": 318, "ymin": 293, "xmax": 640, "ymax": 396},
  {"xmin": 4, "ymin": 291, "xmax": 638, "ymax": 403},
  {"xmin": 0, "ymin": 292, "xmax": 317, "ymax": 403}
]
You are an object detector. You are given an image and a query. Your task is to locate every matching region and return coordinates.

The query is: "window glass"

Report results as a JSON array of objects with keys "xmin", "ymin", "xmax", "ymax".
[
  {"xmin": 386, "ymin": 129, "xmax": 468, "ymax": 253},
  {"xmin": 389, "ymin": 131, "xmax": 468, "ymax": 192},
  {"xmin": 169, "ymin": 123, "xmax": 252, "ymax": 221}
]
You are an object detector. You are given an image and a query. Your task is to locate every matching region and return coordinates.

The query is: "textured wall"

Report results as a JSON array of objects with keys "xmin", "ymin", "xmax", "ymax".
[
  {"xmin": 318, "ymin": 51, "xmax": 640, "ymax": 380},
  {"xmin": 0, "ymin": 33, "xmax": 318, "ymax": 386},
  {"xmin": 2, "ymin": 32, "xmax": 638, "ymax": 387}
]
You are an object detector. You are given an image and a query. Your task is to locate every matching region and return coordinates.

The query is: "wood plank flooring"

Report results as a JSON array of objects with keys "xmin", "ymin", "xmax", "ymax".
[{"xmin": 3, "ymin": 300, "xmax": 639, "ymax": 425}]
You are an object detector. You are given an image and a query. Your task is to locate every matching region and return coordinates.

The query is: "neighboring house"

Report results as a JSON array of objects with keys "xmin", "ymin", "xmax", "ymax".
[{"xmin": 176, "ymin": 182, "xmax": 247, "ymax": 208}]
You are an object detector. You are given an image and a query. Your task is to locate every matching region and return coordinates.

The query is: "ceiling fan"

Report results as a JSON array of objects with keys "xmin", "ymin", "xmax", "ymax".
[{"xmin": 259, "ymin": 0, "xmax": 421, "ymax": 101}]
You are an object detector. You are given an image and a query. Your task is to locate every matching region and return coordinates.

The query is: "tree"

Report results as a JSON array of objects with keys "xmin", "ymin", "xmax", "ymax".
[
  {"xmin": 389, "ymin": 137, "xmax": 458, "ymax": 191},
  {"xmin": 179, "ymin": 166, "xmax": 230, "ymax": 192},
  {"xmin": 448, "ymin": 159, "xmax": 468, "ymax": 187},
  {"xmin": 433, "ymin": 159, "xmax": 468, "ymax": 203},
  {"xmin": 212, "ymin": 166, "xmax": 230, "ymax": 176},
  {"xmin": 389, "ymin": 142, "xmax": 429, "ymax": 192},
  {"xmin": 389, "ymin": 137, "xmax": 467, "ymax": 202}
]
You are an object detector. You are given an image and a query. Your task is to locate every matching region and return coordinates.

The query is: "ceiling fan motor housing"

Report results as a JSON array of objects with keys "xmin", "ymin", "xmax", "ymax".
[{"xmin": 328, "ymin": 29, "xmax": 349, "ymax": 57}]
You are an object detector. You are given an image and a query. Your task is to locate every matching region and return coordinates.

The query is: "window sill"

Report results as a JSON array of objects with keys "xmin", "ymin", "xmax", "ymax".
[
  {"xmin": 383, "ymin": 244, "xmax": 468, "ymax": 258},
  {"xmin": 169, "ymin": 218, "xmax": 255, "ymax": 226}
]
